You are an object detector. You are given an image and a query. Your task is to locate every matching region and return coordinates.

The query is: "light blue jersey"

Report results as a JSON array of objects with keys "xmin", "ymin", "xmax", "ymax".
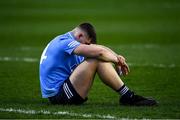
[{"xmin": 39, "ymin": 32, "xmax": 84, "ymax": 98}]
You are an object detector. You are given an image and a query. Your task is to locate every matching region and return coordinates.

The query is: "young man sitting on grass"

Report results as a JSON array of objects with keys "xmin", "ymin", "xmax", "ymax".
[{"xmin": 39, "ymin": 23, "xmax": 157, "ymax": 106}]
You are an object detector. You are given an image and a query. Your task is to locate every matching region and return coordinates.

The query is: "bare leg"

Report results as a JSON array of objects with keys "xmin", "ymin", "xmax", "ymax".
[
  {"xmin": 97, "ymin": 62, "xmax": 124, "ymax": 91},
  {"xmin": 69, "ymin": 59, "xmax": 98, "ymax": 99},
  {"xmin": 70, "ymin": 59, "xmax": 124, "ymax": 99},
  {"xmin": 69, "ymin": 59, "xmax": 157, "ymax": 106}
]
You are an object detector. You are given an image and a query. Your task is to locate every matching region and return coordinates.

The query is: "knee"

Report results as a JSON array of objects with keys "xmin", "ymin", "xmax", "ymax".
[
  {"xmin": 85, "ymin": 58, "xmax": 99, "ymax": 65},
  {"xmin": 85, "ymin": 58, "xmax": 111, "ymax": 66}
]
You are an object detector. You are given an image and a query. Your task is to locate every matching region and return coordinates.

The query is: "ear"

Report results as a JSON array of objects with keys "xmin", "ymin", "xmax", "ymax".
[
  {"xmin": 79, "ymin": 33, "xmax": 83, "ymax": 38},
  {"xmin": 77, "ymin": 33, "xmax": 82, "ymax": 39}
]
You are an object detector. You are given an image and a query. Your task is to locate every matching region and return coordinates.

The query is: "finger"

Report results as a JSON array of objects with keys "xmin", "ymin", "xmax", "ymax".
[
  {"xmin": 122, "ymin": 64, "xmax": 129, "ymax": 76},
  {"xmin": 117, "ymin": 57, "xmax": 125, "ymax": 66},
  {"xmin": 121, "ymin": 66, "xmax": 127, "ymax": 76},
  {"xmin": 124, "ymin": 62, "xmax": 130, "ymax": 72},
  {"xmin": 125, "ymin": 67, "xmax": 129, "ymax": 75},
  {"xmin": 122, "ymin": 66, "xmax": 128, "ymax": 75}
]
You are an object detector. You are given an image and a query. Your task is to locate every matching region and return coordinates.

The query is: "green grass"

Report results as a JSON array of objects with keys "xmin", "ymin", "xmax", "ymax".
[{"xmin": 0, "ymin": 0, "xmax": 180, "ymax": 119}]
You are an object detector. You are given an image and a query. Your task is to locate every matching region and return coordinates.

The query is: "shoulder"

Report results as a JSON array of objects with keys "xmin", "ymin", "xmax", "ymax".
[{"xmin": 58, "ymin": 32, "xmax": 74, "ymax": 41}]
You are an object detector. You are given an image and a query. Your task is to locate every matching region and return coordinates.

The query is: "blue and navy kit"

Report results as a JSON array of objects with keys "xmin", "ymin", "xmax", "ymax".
[{"xmin": 39, "ymin": 32, "xmax": 84, "ymax": 98}]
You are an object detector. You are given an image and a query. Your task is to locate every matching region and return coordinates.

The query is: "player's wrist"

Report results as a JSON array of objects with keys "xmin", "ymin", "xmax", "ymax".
[{"xmin": 114, "ymin": 56, "xmax": 120, "ymax": 65}]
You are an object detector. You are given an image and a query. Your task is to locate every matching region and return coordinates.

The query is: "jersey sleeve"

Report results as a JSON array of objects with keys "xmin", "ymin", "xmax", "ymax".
[{"xmin": 63, "ymin": 39, "xmax": 81, "ymax": 55}]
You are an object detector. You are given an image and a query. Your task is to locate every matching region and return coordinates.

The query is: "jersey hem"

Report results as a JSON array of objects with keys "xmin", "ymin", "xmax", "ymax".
[{"xmin": 42, "ymin": 91, "xmax": 58, "ymax": 98}]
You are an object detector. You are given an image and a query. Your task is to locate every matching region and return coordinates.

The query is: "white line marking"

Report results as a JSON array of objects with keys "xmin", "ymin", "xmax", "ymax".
[
  {"xmin": 108, "ymin": 44, "xmax": 161, "ymax": 49},
  {"xmin": 0, "ymin": 56, "xmax": 38, "ymax": 62},
  {"xmin": 0, "ymin": 44, "xmax": 177, "ymax": 52},
  {"xmin": 0, "ymin": 107, "xmax": 115, "ymax": 119},
  {"xmin": 128, "ymin": 63, "xmax": 176, "ymax": 68},
  {"xmin": 0, "ymin": 56, "xmax": 177, "ymax": 68}
]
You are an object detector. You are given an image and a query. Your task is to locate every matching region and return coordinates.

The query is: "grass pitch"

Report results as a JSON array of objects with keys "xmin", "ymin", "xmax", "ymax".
[{"xmin": 0, "ymin": 0, "xmax": 180, "ymax": 119}]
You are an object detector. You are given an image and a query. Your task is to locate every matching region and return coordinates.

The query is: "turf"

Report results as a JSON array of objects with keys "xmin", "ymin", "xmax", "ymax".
[{"xmin": 0, "ymin": 0, "xmax": 180, "ymax": 119}]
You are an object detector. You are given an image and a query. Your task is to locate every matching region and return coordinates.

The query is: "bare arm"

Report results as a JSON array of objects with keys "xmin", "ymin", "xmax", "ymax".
[
  {"xmin": 96, "ymin": 44, "xmax": 130, "ymax": 75},
  {"xmin": 94, "ymin": 44, "xmax": 118, "ymax": 56},
  {"xmin": 74, "ymin": 44, "xmax": 130, "ymax": 75},
  {"xmin": 73, "ymin": 44, "xmax": 119, "ymax": 64}
]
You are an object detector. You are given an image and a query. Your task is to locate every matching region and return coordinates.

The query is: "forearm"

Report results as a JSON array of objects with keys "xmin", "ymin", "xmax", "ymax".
[
  {"xmin": 97, "ymin": 47, "xmax": 118, "ymax": 64},
  {"xmin": 74, "ymin": 44, "xmax": 119, "ymax": 64},
  {"xmin": 94, "ymin": 44, "xmax": 118, "ymax": 57},
  {"xmin": 92, "ymin": 45, "xmax": 129, "ymax": 75}
]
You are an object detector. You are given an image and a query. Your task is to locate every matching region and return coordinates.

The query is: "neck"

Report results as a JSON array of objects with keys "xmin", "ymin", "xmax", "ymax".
[{"xmin": 71, "ymin": 27, "xmax": 79, "ymax": 39}]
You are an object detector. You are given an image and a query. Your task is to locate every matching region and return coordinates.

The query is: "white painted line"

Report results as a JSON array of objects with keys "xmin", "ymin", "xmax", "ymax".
[
  {"xmin": 0, "ymin": 56, "xmax": 177, "ymax": 68},
  {"xmin": 0, "ymin": 56, "xmax": 38, "ymax": 62},
  {"xmin": 0, "ymin": 44, "xmax": 178, "ymax": 52},
  {"xmin": 128, "ymin": 63, "xmax": 176, "ymax": 68},
  {"xmin": 0, "ymin": 107, "xmax": 116, "ymax": 119},
  {"xmin": 108, "ymin": 44, "xmax": 161, "ymax": 49}
]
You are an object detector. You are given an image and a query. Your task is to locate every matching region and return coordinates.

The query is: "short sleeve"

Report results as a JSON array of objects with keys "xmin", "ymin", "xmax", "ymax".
[{"xmin": 63, "ymin": 39, "xmax": 81, "ymax": 55}]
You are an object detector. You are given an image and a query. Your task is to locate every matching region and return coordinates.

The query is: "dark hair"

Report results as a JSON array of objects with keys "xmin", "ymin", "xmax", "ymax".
[{"xmin": 78, "ymin": 23, "xmax": 97, "ymax": 44}]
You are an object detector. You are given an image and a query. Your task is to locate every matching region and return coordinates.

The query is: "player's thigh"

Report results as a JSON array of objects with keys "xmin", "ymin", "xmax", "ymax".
[
  {"xmin": 70, "ymin": 59, "xmax": 98, "ymax": 81},
  {"xmin": 69, "ymin": 59, "xmax": 98, "ymax": 98}
]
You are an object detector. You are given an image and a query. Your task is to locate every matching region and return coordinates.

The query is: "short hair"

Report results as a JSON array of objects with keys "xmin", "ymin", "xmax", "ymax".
[{"xmin": 78, "ymin": 23, "xmax": 97, "ymax": 44}]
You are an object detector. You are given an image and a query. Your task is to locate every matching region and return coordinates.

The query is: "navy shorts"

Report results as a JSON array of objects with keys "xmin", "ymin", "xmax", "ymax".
[{"xmin": 48, "ymin": 79, "xmax": 87, "ymax": 105}]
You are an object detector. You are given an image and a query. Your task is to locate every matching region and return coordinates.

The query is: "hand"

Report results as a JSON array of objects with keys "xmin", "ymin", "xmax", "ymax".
[{"xmin": 116, "ymin": 55, "xmax": 130, "ymax": 76}]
